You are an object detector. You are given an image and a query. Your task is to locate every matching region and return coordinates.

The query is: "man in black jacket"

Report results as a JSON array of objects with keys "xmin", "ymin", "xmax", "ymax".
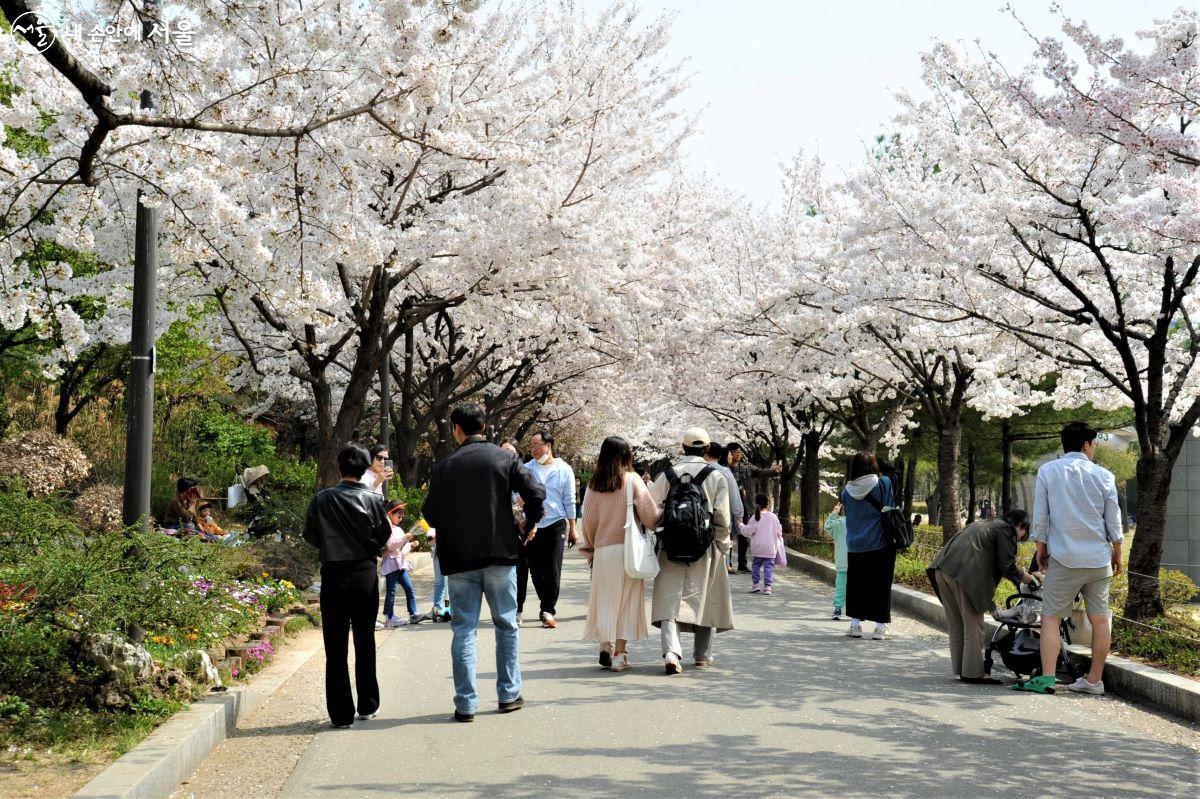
[
  {"xmin": 303, "ymin": 443, "xmax": 392, "ymax": 728},
  {"xmin": 423, "ymin": 403, "xmax": 545, "ymax": 722}
]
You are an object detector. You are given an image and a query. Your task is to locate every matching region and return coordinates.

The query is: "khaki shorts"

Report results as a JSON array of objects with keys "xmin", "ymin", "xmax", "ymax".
[{"xmin": 1041, "ymin": 557, "xmax": 1113, "ymax": 618}]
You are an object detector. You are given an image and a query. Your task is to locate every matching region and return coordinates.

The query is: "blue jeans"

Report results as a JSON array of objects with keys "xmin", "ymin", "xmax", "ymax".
[
  {"xmin": 384, "ymin": 569, "xmax": 417, "ymax": 619},
  {"xmin": 446, "ymin": 564, "xmax": 521, "ymax": 714},
  {"xmin": 432, "ymin": 551, "xmax": 446, "ymax": 611}
]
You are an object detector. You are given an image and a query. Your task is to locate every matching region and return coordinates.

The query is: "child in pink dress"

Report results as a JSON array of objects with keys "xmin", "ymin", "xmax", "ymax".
[{"xmin": 742, "ymin": 494, "xmax": 784, "ymax": 595}]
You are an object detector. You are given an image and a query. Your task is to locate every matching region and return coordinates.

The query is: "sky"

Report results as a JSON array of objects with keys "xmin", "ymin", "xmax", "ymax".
[{"xmin": 576, "ymin": 0, "xmax": 1191, "ymax": 206}]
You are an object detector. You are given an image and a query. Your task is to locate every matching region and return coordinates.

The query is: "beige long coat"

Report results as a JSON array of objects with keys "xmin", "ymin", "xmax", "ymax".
[{"xmin": 649, "ymin": 456, "xmax": 735, "ymax": 633}]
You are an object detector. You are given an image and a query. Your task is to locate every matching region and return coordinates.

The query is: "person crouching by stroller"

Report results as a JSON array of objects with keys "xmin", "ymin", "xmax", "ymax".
[{"xmin": 928, "ymin": 510, "xmax": 1039, "ymax": 684}]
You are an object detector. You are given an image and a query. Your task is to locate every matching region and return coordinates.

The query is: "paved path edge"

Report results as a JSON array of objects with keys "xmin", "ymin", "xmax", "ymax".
[
  {"xmin": 785, "ymin": 548, "xmax": 1200, "ymax": 724},
  {"xmin": 71, "ymin": 557, "xmax": 434, "ymax": 799}
]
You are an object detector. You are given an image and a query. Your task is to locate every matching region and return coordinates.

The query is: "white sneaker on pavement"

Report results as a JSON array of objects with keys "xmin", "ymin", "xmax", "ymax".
[
  {"xmin": 846, "ymin": 622, "xmax": 863, "ymax": 638},
  {"xmin": 1066, "ymin": 676, "xmax": 1105, "ymax": 695},
  {"xmin": 871, "ymin": 624, "xmax": 891, "ymax": 640},
  {"xmin": 374, "ymin": 620, "xmax": 385, "ymax": 631}
]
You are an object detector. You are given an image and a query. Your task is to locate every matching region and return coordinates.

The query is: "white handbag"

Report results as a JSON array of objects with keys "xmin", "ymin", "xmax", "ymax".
[{"xmin": 623, "ymin": 476, "xmax": 660, "ymax": 580}]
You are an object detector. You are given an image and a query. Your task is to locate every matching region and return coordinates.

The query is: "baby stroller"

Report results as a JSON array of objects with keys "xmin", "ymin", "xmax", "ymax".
[{"xmin": 984, "ymin": 562, "xmax": 1079, "ymax": 682}]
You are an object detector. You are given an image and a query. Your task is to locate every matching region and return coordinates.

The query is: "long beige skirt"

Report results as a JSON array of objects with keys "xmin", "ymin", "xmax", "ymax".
[{"xmin": 583, "ymin": 544, "xmax": 649, "ymax": 644}]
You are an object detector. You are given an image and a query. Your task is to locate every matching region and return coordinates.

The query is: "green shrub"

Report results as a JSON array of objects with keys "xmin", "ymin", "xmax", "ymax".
[
  {"xmin": 283, "ymin": 616, "xmax": 312, "ymax": 635},
  {"xmin": 1112, "ymin": 618, "xmax": 1200, "ymax": 677},
  {"xmin": 1109, "ymin": 568, "xmax": 1198, "ymax": 615}
]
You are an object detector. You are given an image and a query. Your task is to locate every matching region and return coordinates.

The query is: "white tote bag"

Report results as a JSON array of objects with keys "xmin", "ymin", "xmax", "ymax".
[{"xmin": 623, "ymin": 477, "xmax": 660, "ymax": 580}]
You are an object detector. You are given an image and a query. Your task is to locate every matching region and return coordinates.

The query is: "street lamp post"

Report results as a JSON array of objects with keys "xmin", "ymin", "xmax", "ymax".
[{"xmin": 121, "ymin": 32, "xmax": 160, "ymax": 529}]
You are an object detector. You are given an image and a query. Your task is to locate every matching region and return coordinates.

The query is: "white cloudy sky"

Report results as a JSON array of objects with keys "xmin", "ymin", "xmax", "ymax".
[{"xmin": 576, "ymin": 0, "xmax": 1190, "ymax": 206}]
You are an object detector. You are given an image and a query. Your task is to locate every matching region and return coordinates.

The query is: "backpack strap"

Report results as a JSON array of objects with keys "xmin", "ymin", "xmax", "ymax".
[
  {"xmin": 861, "ymin": 477, "xmax": 890, "ymax": 512},
  {"xmin": 692, "ymin": 465, "xmax": 714, "ymax": 486},
  {"xmin": 665, "ymin": 467, "xmax": 681, "ymax": 486}
]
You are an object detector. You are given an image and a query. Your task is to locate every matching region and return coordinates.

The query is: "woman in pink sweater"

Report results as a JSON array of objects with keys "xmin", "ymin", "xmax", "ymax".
[{"xmin": 580, "ymin": 436, "xmax": 662, "ymax": 671}]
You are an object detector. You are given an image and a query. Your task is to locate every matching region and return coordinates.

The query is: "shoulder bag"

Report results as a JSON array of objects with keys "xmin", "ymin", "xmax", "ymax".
[
  {"xmin": 623, "ymin": 477, "xmax": 660, "ymax": 579},
  {"xmin": 862, "ymin": 477, "xmax": 914, "ymax": 552}
]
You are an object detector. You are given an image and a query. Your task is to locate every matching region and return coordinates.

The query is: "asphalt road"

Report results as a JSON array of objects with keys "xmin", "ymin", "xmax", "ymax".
[{"xmin": 193, "ymin": 553, "xmax": 1200, "ymax": 798}]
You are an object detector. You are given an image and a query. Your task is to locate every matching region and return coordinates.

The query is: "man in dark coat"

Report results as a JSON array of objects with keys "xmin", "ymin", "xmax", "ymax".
[
  {"xmin": 303, "ymin": 443, "xmax": 392, "ymax": 728},
  {"xmin": 423, "ymin": 403, "xmax": 545, "ymax": 721}
]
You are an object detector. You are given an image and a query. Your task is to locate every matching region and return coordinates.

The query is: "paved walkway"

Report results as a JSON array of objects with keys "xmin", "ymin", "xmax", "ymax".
[{"xmin": 181, "ymin": 555, "xmax": 1199, "ymax": 798}]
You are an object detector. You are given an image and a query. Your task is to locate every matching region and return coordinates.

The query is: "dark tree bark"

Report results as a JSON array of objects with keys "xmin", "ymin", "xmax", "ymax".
[
  {"xmin": 966, "ymin": 444, "xmax": 977, "ymax": 525},
  {"xmin": 799, "ymin": 430, "xmax": 823, "ymax": 539}
]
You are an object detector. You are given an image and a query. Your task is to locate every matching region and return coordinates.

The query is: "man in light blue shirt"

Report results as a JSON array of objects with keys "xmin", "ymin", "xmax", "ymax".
[
  {"xmin": 517, "ymin": 430, "xmax": 576, "ymax": 629},
  {"xmin": 1016, "ymin": 421, "xmax": 1123, "ymax": 697}
]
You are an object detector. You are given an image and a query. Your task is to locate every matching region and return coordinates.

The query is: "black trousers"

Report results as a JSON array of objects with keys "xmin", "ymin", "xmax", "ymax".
[
  {"xmin": 517, "ymin": 519, "xmax": 566, "ymax": 616},
  {"xmin": 319, "ymin": 559, "xmax": 380, "ymax": 726},
  {"xmin": 846, "ymin": 546, "xmax": 897, "ymax": 624},
  {"xmin": 736, "ymin": 532, "xmax": 750, "ymax": 571}
]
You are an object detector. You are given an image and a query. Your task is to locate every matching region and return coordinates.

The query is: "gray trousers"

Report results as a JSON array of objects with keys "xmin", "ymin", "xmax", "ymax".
[
  {"xmin": 935, "ymin": 570, "xmax": 986, "ymax": 678},
  {"xmin": 660, "ymin": 619, "xmax": 713, "ymax": 662}
]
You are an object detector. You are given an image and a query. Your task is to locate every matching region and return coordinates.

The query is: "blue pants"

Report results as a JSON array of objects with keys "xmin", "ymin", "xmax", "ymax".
[
  {"xmin": 432, "ymin": 551, "xmax": 446, "ymax": 611},
  {"xmin": 446, "ymin": 565, "xmax": 521, "ymax": 715},
  {"xmin": 834, "ymin": 570, "xmax": 847, "ymax": 609},
  {"xmin": 384, "ymin": 569, "xmax": 417, "ymax": 619}
]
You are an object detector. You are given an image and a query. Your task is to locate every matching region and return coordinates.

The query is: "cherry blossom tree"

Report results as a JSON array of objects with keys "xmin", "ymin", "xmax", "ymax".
[{"xmin": 865, "ymin": 8, "xmax": 1198, "ymax": 616}]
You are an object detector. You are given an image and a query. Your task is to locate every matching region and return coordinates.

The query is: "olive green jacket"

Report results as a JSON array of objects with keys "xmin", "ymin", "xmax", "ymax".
[{"xmin": 930, "ymin": 519, "xmax": 1025, "ymax": 615}]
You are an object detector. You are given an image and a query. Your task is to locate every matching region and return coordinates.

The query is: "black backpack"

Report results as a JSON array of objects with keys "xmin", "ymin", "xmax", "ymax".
[
  {"xmin": 862, "ymin": 477, "xmax": 914, "ymax": 552},
  {"xmin": 659, "ymin": 465, "xmax": 715, "ymax": 563}
]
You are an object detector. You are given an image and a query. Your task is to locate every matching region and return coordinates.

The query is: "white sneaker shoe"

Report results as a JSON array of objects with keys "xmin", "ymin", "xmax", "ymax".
[
  {"xmin": 871, "ymin": 624, "xmax": 891, "ymax": 640},
  {"xmin": 374, "ymin": 620, "xmax": 385, "ymax": 631},
  {"xmin": 1066, "ymin": 676, "xmax": 1105, "ymax": 695},
  {"xmin": 610, "ymin": 653, "xmax": 632, "ymax": 672},
  {"xmin": 846, "ymin": 622, "xmax": 863, "ymax": 638}
]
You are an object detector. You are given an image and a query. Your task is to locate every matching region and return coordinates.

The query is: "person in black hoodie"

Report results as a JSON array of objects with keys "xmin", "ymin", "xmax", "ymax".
[
  {"xmin": 423, "ymin": 403, "xmax": 545, "ymax": 722},
  {"xmin": 302, "ymin": 443, "xmax": 392, "ymax": 729}
]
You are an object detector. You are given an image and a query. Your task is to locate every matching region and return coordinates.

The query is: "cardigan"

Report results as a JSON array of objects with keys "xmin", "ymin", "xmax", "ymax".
[
  {"xmin": 931, "ymin": 519, "xmax": 1026, "ymax": 614},
  {"xmin": 579, "ymin": 474, "xmax": 661, "ymax": 559}
]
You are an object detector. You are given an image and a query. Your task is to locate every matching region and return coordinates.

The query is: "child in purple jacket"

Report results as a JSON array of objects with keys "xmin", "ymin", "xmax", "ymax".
[{"xmin": 742, "ymin": 494, "xmax": 784, "ymax": 595}]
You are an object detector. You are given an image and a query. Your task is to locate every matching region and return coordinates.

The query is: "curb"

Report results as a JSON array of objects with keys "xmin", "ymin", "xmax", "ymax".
[
  {"xmin": 785, "ymin": 547, "xmax": 1200, "ymax": 724},
  {"xmin": 73, "ymin": 628, "xmax": 325, "ymax": 799},
  {"xmin": 74, "ymin": 555, "xmax": 436, "ymax": 799}
]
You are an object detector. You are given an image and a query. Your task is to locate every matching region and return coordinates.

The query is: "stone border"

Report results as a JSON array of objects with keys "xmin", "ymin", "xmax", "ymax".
[
  {"xmin": 73, "ymin": 555, "xmax": 434, "ymax": 799},
  {"xmin": 72, "ymin": 626, "xmax": 324, "ymax": 799},
  {"xmin": 785, "ymin": 548, "xmax": 1200, "ymax": 724}
]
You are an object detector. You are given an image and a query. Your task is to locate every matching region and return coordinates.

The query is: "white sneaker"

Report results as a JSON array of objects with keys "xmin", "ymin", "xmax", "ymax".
[
  {"xmin": 515, "ymin": 615, "xmax": 523, "ymax": 628},
  {"xmin": 384, "ymin": 617, "xmax": 408, "ymax": 629},
  {"xmin": 871, "ymin": 624, "xmax": 891, "ymax": 640},
  {"xmin": 374, "ymin": 620, "xmax": 385, "ymax": 631},
  {"xmin": 1066, "ymin": 677, "xmax": 1105, "ymax": 695},
  {"xmin": 846, "ymin": 622, "xmax": 863, "ymax": 638},
  {"xmin": 610, "ymin": 653, "xmax": 632, "ymax": 672}
]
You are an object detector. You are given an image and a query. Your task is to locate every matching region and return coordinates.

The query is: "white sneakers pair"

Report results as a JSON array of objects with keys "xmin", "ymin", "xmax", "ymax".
[
  {"xmin": 846, "ymin": 621, "xmax": 890, "ymax": 640},
  {"xmin": 1067, "ymin": 676, "xmax": 1105, "ymax": 695}
]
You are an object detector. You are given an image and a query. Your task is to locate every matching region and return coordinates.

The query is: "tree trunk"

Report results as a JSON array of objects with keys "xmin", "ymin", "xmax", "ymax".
[
  {"xmin": 903, "ymin": 448, "xmax": 917, "ymax": 520},
  {"xmin": 1001, "ymin": 421, "xmax": 1013, "ymax": 515},
  {"xmin": 966, "ymin": 444, "xmax": 977, "ymax": 524},
  {"xmin": 776, "ymin": 455, "xmax": 801, "ymax": 536},
  {"xmin": 935, "ymin": 424, "xmax": 962, "ymax": 542},
  {"xmin": 799, "ymin": 430, "xmax": 822, "ymax": 539},
  {"xmin": 1125, "ymin": 455, "xmax": 1172, "ymax": 620},
  {"xmin": 777, "ymin": 477, "xmax": 794, "ymax": 537}
]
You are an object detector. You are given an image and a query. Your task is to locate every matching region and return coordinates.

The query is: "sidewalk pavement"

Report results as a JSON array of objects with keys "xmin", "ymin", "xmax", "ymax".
[{"xmin": 234, "ymin": 554, "xmax": 1197, "ymax": 797}]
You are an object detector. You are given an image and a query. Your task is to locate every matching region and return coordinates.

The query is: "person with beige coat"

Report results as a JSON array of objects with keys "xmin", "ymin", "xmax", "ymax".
[{"xmin": 649, "ymin": 427, "xmax": 734, "ymax": 675}]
